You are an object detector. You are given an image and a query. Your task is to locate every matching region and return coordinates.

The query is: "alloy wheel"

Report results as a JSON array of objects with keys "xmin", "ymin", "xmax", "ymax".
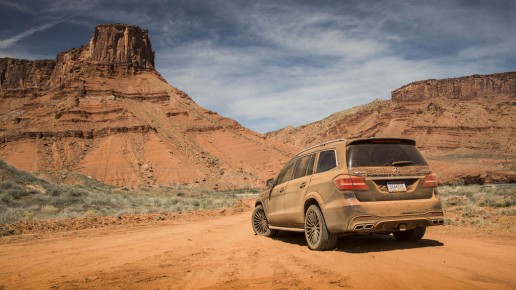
[{"xmin": 305, "ymin": 208, "xmax": 321, "ymax": 246}]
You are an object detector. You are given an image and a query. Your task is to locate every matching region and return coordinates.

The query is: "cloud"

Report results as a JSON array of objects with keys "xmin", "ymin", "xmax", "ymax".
[
  {"xmin": 1, "ymin": 0, "xmax": 515, "ymax": 133},
  {"xmin": 0, "ymin": 21, "xmax": 59, "ymax": 49},
  {"xmin": 0, "ymin": 0, "xmax": 33, "ymax": 14},
  {"xmin": 157, "ymin": 0, "xmax": 516, "ymax": 132}
]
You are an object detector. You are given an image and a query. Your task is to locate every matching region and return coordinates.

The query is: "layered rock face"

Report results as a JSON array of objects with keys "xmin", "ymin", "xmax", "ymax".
[
  {"xmin": 0, "ymin": 58, "xmax": 55, "ymax": 98},
  {"xmin": 1, "ymin": 25, "xmax": 156, "ymax": 93},
  {"xmin": 392, "ymin": 72, "xmax": 516, "ymax": 101},
  {"xmin": 88, "ymin": 24, "xmax": 154, "ymax": 67},
  {"xmin": 268, "ymin": 72, "xmax": 516, "ymax": 184},
  {"xmin": 0, "ymin": 24, "xmax": 296, "ymax": 189}
]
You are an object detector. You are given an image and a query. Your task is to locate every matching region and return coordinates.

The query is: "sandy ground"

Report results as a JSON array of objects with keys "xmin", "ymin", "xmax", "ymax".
[{"xmin": 1, "ymin": 209, "xmax": 515, "ymax": 290}]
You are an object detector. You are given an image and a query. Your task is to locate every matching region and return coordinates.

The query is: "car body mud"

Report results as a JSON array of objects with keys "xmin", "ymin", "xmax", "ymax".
[{"xmin": 252, "ymin": 138, "xmax": 444, "ymax": 250}]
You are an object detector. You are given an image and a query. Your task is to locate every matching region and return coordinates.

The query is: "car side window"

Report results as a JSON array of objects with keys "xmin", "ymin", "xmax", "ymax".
[
  {"xmin": 276, "ymin": 160, "xmax": 296, "ymax": 185},
  {"xmin": 292, "ymin": 154, "xmax": 313, "ymax": 179},
  {"xmin": 316, "ymin": 150, "xmax": 337, "ymax": 173},
  {"xmin": 292, "ymin": 154, "xmax": 315, "ymax": 180},
  {"xmin": 306, "ymin": 154, "xmax": 315, "ymax": 175}
]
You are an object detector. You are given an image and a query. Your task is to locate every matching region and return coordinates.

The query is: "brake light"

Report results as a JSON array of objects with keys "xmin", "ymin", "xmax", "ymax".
[
  {"xmin": 423, "ymin": 173, "xmax": 438, "ymax": 188},
  {"xmin": 333, "ymin": 175, "xmax": 369, "ymax": 191}
]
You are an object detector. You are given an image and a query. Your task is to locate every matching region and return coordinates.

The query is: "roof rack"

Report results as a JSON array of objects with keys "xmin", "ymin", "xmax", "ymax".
[{"xmin": 295, "ymin": 138, "xmax": 347, "ymax": 156}]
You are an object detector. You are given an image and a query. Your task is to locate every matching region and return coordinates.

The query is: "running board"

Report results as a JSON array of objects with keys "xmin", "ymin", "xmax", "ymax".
[{"xmin": 269, "ymin": 225, "xmax": 305, "ymax": 232}]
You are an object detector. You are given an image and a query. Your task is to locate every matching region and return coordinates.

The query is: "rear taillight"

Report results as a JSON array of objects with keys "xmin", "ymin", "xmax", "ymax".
[
  {"xmin": 333, "ymin": 175, "xmax": 369, "ymax": 191},
  {"xmin": 423, "ymin": 173, "xmax": 438, "ymax": 188}
]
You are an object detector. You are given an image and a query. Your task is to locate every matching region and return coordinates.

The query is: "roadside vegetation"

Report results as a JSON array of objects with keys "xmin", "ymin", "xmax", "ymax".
[
  {"xmin": 0, "ymin": 160, "xmax": 249, "ymax": 224},
  {"xmin": 439, "ymin": 184, "xmax": 516, "ymax": 231},
  {"xmin": 1, "ymin": 160, "xmax": 514, "ymax": 231}
]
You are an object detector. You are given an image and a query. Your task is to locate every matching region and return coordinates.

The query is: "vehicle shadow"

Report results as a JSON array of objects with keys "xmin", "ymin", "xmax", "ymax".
[{"xmin": 272, "ymin": 231, "xmax": 444, "ymax": 253}]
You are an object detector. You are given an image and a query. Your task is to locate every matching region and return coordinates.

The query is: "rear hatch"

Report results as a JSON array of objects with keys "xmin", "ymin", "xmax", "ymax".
[{"xmin": 345, "ymin": 138, "xmax": 435, "ymax": 202}]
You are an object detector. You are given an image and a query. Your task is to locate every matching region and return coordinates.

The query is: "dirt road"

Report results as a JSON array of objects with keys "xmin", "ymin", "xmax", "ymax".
[{"xmin": 1, "ymin": 211, "xmax": 515, "ymax": 289}]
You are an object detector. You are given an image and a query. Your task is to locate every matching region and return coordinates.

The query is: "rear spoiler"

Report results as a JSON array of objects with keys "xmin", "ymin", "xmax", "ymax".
[{"xmin": 346, "ymin": 138, "xmax": 416, "ymax": 146}]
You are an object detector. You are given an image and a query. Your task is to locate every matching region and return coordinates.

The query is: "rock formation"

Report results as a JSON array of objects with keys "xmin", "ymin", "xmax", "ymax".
[
  {"xmin": 0, "ymin": 58, "xmax": 55, "ymax": 97},
  {"xmin": 392, "ymin": 72, "xmax": 516, "ymax": 101},
  {"xmin": 0, "ymin": 24, "xmax": 296, "ymax": 189},
  {"xmin": 267, "ymin": 72, "xmax": 516, "ymax": 184}
]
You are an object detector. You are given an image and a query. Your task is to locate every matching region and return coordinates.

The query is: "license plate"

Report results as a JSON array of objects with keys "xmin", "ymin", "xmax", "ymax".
[{"xmin": 387, "ymin": 182, "xmax": 407, "ymax": 192}]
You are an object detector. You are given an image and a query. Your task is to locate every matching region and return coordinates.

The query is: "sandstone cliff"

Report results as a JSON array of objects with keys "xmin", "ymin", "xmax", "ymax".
[
  {"xmin": 267, "ymin": 72, "xmax": 516, "ymax": 184},
  {"xmin": 392, "ymin": 72, "xmax": 516, "ymax": 101},
  {"xmin": 0, "ymin": 58, "xmax": 55, "ymax": 97},
  {"xmin": 0, "ymin": 24, "xmax": 296, "ymax": 189}
]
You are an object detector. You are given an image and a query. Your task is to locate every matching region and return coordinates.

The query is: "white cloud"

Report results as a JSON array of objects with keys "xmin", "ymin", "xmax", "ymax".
[
  {"xmin": 2, "ymin": 0, "xmax": 515, "ymax": 133},
  {"xmin": 0, "ymin": 0, "xmax": 33, "ymax": 14},
  {"xmin": 157, "ymin": 0, "xmax": 514, "ymax": 133},
  {"xmin": 0, "ymin": 21, "xmax": 58, "ymax": 49}
]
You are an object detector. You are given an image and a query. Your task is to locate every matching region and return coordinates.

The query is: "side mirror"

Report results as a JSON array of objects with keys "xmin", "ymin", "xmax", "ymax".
[{"xmin": 266, "ymin": 178, "xmax": 275, "ymax": 188}]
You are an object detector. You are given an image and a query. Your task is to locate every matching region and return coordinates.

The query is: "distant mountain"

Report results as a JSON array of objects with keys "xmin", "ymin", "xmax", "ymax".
[
  {"xmin": 0, "ymin": 24, "xmax": 296, "ymax": 189},
  {"xmin": 267, "ymin": 72, "xmax": 516, "ymax": 184}
]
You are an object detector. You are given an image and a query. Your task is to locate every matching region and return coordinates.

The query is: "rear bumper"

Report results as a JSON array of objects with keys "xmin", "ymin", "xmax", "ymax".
[{"xmin": 323, "ymin": 196, "xmax": 444, "ymax": 233}]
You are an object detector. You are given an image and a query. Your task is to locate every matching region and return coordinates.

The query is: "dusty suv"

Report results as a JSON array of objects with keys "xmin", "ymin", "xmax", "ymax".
[{"xmin": 252, "ymin": 138, "xmax": 444, "ymax": 250}]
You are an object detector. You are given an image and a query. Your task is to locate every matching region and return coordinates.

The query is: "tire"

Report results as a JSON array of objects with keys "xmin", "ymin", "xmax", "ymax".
[
  {"xmin": 304, "ymin": 204, "xmax": 338, "ymax": 251},
  {"xmin": 252, "ymin": 204, "xmax": 278, "ymax": 237},
  {"xmin": 393, "ymin": 226, "xmax": 426, "ymax": 242}
]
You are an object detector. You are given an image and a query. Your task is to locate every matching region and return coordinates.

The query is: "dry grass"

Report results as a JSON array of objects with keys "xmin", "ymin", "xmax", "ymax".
[
  {"xmin": 439, "ymin": 184, "xmax": 516, "ymax": 230},
  {"xmin": 0, "ymin": 160, "xmax": 250, "ymax": 224}
]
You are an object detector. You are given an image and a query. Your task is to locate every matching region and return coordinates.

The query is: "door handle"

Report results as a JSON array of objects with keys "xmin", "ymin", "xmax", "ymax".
[
  {"xmin": 279, "ymin": 187, "xmax": 285, "ymax": 193},
  {"xmin": 299, "ymin": 182, "xmax": 306, "ymax": 189}
]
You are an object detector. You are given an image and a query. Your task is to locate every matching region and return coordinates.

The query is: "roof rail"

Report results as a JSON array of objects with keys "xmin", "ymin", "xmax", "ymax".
[{"xmin": 295, "ymin": 138, "xmax": 347, "ymax": 156}]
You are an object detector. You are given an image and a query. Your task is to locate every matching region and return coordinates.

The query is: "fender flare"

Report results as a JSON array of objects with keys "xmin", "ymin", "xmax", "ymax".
[{"xmin": 303, "ymin": 191, "xmax": 325, "ymax": 216}]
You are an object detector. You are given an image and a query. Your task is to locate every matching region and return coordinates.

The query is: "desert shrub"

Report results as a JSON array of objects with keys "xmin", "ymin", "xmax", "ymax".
[
  {"xmin": 85, "ymin": 210, "xmax": 97, "ymax": 217},
  {"xmin": 0, "ymin": 180, "xmax": 14, "ymax": 190},
  {"xmin": 496, "ymin": 207, "xmax": 516, "ymax": 216},
  {"xmin": 167, "ymin": 198, "xmax": 179, "ymax": 205},
  {"xmin": 0, "ymin": 208, "xmax": 23, "ymax": 224},
  {"xmin": 0, "ymin": 159, "xmax": 243, "ymax": 223},
  {"xmin": 443, "ymin": 195, "xmax": 468, "ymax": 207},
  {"xmin": 57, "ymin": 208, "xmax": 82, "ymax": 219},
  {"xmin": 0, "ymin": 194, "xmax": 12, "ymax": 204},
  {"xmin": 67, "ymin": 188, "xmax": 87, "ymax": 197},
  {"xmin": 440, "ymin": 184, "xmax": 515, "ymax": 230},
  {"xmin": 477, "ymin": 195, "xmax": 515, "ymax": 207},
  {"xmin": 0, "ymin": 160, "xmax": 42, "ymax": 185},
  {"xmin": 46, "ymin": 185, "xmax": 62, "ymax": 196},
  {"xmin": 459, "ymin": 205, "xmax": 488, "ymax": 218},
  {"xmin": 41, "ymin": 205, "xmax": 60, "ymax": 214},
  {"xmin": 6, "ymin": 186, "xmax": 29, "ymax": 200}
]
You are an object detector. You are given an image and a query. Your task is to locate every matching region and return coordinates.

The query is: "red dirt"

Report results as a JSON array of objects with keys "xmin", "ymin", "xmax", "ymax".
[{"xmin": 1, "ymin": 201, "xmax": 515, "ymax": 289}]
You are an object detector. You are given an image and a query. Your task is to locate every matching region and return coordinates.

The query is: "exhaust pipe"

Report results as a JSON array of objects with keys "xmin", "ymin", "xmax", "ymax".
[
  {"xmin": 354, "ymin": 224, "xmax": 364, "ymax": 230},
  {"xmin": 354, "ymin": 223, "xmax": 375, "ymax": 230}
]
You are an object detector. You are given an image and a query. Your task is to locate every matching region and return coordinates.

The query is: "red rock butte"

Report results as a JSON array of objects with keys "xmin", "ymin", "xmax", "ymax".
[
  {"xmin": 1, "ymin": 23, "xmax": 514, "ymax": 187},
  {"xmin": 0, "ymin": 24, "xmax": 296, "ymax": 189}
]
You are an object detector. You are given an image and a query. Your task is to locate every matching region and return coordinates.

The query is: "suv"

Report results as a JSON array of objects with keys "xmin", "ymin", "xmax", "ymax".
[{"xmin": 252, "ymin": 138, "xmax": 444, "ymax": 250}]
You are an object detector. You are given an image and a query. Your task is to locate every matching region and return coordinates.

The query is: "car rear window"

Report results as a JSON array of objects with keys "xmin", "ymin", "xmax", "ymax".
[{"xmin": 346, "ymin": 143, "xmax": 428, "ymax": 167}]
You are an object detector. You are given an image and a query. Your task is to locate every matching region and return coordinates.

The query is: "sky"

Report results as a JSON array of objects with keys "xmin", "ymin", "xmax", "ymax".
[{"xmin": 1, "ymin": 0, "xmax": 515, "ymax": 133}]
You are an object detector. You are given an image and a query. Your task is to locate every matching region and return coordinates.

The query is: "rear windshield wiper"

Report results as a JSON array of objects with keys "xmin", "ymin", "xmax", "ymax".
[{"xmin": 384, "ymin": 160, "xmax": 414, "ymax": 166}]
